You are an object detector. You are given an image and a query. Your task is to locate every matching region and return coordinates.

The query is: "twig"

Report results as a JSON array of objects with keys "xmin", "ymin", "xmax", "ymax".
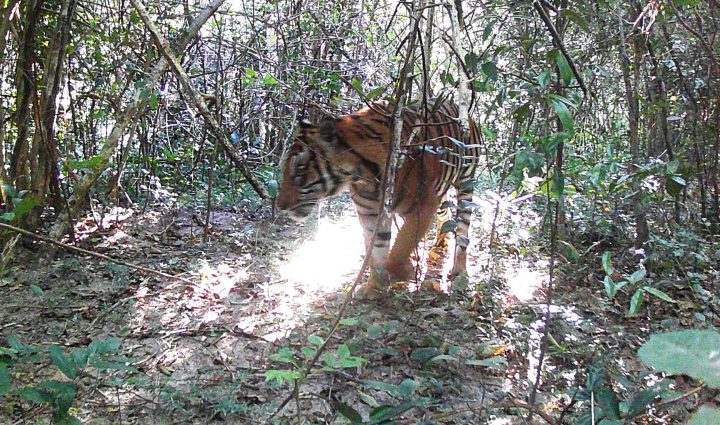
[
  {"xmin": 0, "ymin": 222, "xmax": 197, "ymax": 287},
  {"xmin": 85, "ymin": 293, "xmax": 137, "ymax": 332},
  {"xmin": 656, "ymin": 385, "xmax": 704, "ymax": 409},
  {"xmin": 532, "ymin": 0, "xmax": 590, "ymax": 97},
  {"xmin": 501, "ymin": 398, "xmax": 559, "ymax": 425}
]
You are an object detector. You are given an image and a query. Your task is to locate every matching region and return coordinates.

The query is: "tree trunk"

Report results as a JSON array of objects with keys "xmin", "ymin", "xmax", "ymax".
[
  {"xmin": 27, "ymin": 0, "xmax": 78, "ymax": 227},
  {"xmin": 618, "ymin": 9, "xmax": 649, "ymax": 247},
  {"xmin": 10, "ymin": 0, "xmax": 44, "ymax": 193}
]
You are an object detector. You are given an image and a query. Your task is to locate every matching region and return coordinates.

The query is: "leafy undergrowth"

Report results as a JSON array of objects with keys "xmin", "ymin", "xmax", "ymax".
[{"xmin": 1, "ymin": 196, "xmax": 718, "ymax": 424}]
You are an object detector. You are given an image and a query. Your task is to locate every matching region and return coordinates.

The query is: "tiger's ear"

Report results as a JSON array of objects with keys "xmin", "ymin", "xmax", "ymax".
[
  {"xmin": 297, "ymin": 119, "xmax": 316, "ymax": 129},
  {"xmin": 319, "ymin": 117, "xmax": 338, "ymax": 143}
]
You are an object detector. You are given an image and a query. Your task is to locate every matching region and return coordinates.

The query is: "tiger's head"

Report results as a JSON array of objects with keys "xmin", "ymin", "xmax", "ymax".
[{"xmin": 276, "ymin": 119, "xmax": 350, "ymax": 221}]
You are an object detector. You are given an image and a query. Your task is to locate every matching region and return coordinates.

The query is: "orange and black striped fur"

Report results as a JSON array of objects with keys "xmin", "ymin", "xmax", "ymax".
[{"xmin": 276, "ymin": 99, "xmax": 481, "ymax": 295}]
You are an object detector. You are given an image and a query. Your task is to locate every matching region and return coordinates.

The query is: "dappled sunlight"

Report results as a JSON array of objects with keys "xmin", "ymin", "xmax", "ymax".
[
  {"xmin": 197, "ymin": 261, "xmax": 247, "ymax": 299},
  {"xmin": 504, "ymin": 262, "xmax": 546, "ymax": 302},
  {"xmin": 278, "ymin": 214, "xmax": 364, "ymax": 293},
  {"xmin": 257, "ymin": 213, "xmax": 365, "ymax": 335}
]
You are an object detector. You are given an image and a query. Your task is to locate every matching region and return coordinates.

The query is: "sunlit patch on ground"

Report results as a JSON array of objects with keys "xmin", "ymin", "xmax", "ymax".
[
  {"xmin": 278, "ymin": 213, "xmax": 364, "ymax": 293},
  {"xmin": 504, "ymin": 262, "xmax": 546, "ymax": 302}
]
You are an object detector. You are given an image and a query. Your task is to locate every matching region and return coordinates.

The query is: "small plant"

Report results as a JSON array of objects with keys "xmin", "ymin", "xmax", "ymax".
[
  {"xmin": 265, "ymin": 334, "xmax": 366, "ymax": 386},
  {"xmin": 601, "ymin": 251, "xmax": 675, "ymax": 316},
  {"xmin": 0, "ymin": 336, "xmax": 137, "ymax": 424},
  {"xmin": 573, "ymin": 329, "xmax": 720, "ymax": 424},
  {"xmin": 639, "ymin": 329, "xmax": 720, "ymax": 424},
  {"xmin": 0, "ymin": 184, "xmax": 39, "ymax": 223}
]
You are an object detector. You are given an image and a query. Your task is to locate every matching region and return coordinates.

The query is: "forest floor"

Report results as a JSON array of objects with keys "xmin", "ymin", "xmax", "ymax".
[{"xmin": 1, "ymin": 195, "xmax": 717, "ymax": 424}]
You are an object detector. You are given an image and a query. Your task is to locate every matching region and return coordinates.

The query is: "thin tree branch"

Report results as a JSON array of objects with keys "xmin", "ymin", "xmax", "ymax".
[
  {"xmin": 0, "ymin": 222, "xmax": 196, "ymax": 286},
  {"xmin": 47, "ymin": 0, "xmax": 229, "ymax": 244},
  {"xmin": 130, "ymin": 0, "xmax": 270, "ymax": 200},
  {"xmin": 532, "ymin": 0, "xmax": 590, "ymax": 97}
]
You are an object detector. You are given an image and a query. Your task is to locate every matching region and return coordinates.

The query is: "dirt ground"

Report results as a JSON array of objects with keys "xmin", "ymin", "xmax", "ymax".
[{"xmin": 1, "ymin": 196, "xmax": 716, "ymax": 424}]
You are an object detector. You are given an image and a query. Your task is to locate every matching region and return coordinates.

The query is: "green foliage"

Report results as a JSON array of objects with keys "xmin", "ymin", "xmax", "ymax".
[
  {"xmin": 689, "ymin": 405, "xmax": 720, "ymax": 425},
  {"xmin": 600, "ymin": 252, "xmax": 675, "ymax": 316},
  {"xmin": 638, "ymin": 329, "xmax": 720, "ymax": 388},
  {"xmin": 265, "ymin": 334, "xmax": 366, "ymax": 387},
  {"xmin": 574, "ymin": 363, "xmax": 670, "ymax": 424},
  {"xmin": 1, "ymin": 336, "xmax": 136, "ymax": 423}
]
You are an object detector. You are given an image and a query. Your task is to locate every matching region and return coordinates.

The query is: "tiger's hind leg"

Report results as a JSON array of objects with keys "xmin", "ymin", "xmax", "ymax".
[
  {"xmin": 450, "ymin": 181, "xmax": 474, "ymax": 278},
  {"xmin": 386, "ymin": 199, "xmax": 441, "ymax": 282},
  {"xmin": 433, "ymin": 195, "xmax": 452, "ymax": 250}
]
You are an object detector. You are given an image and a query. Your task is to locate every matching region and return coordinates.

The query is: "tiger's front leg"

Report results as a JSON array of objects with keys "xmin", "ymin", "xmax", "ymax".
[{"xmin": 351, "ymin": 184, "xmax": 393, "ymax": 298}]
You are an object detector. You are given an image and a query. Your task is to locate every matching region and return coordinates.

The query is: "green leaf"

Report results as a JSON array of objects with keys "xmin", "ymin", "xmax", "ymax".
[
  {"xmin": 11, "ymin": 197, "xmax": 40, "ymax": 218},
  {"xmin": 0, "ymin": 212, "xmax": 14, "ymax": 221},
  {"xmin": 599, "ymin": 247, "xmax": 615, "ymax": 275},
  {"xmin": 350, "ymin": 77, "xmax": 363, "ymax": 94},
  {"xmin": 333, "ymin": 401, "xmax": 363, "ymax": 424},
  {"xmin": 337, "ymin": 356, "xmax": 365, "ymax": 368},
  {"xmin": 398, "ymin": 379, "xmax": 421, "ymax": 398},
  {"xmin": 564, "ymin": 9, "xmax": 590, "ymax": 32},
  {"xmin": 262, "ymin": 73, "xmax": 279, "ymax": 86},
  {"xmin": 465, "ymin": 52, "xmax": 479, "ymax": 74},
  {"xmin": 483, "ymin": 21, "xmax": 494, "ymax": 40},
  {"xmin": 604, "ymin": 275, "xmax": 617, "ymax": 298},
  {"xmin": 21, "ymin": 386, "xmax": 52, "ymax": 404},
  {"xmin": 627, "ymin": 267, "xmax": 646, "ymax": 284},
  {"xmin": 366, "ymin": 86, "xmax": 386, "ymax": 100},
  {"xmin": 29, "ymin": 285, "xmax": 44, "ymax": 298},
  {"xmin": 42, "ymin": 381, "xmax": 77, "ymax": 420},
  {"xmin": 340, "ymin": 318, "xmax": 359, "ymax": 326},
  {"xmin": 337, "ymin": 344, "xmax": 351, "ymax": 358},
  {"xmin": 1, "ymin": 184, "xmax": 15, "ymax": 198},
  {"xmin": 0, "ymin": 364, "xmax": 10, "ymax": 396},
  {"xmin": 308, "ymin": 335, "xmax": 324, "ymax": 346},
  {"xmin": 666, "ymin": 175, "xmax": 686, "ymax": 197},
  {"xmin": 410, "ymin": 347, "xmax": 440, "ymax": 363},
  {"xmin": 71, "ymin": 348, "xmax": 88, "ymax": 369},
  {"xmin": 596, "ymin": 387, "xmax": 621, "ymax": 420},
  {"xmin": 550, "ymin": 97, "xmax": 574, "ymax": 131},
  {"xmin": 465, "ymin": 356, "xmax": 507, "ymax": 370},
  {"xmin": 358, "ymin": 390, "xmax": 379, "ymax": 407},
  {"xmin": 689, "ymin": 405, "xmax": 720, "ymax": 425},
  {"xmin": 512, "ymin": 102, "xmax": 531, "ymax": 122},
  {"xmin": 628, "ymin": 288, "xmax": 644, "ymax": 316},
  {"xmin": 555, "ymin": 52, "xmax": 573, "ymax": 85},
  {"xmin": 88, "ymin": 337, "xmax": 121, "ymax": 355},
  {"xmin": 482, "ymin": 61, "xmax": 498, "ymax": 81},
  {"xmin": 429, "ymin": 354, "xmax": 458, "ymax": 363},
  {"xmin": 642, "ymin": 287, "xmax": 676, "ymax": 303},
  {"xmin": 370, "ymin": 398, "xmax": 423, "ymax": 421},
  {"xmin": 265, "ymin": 369, "xmax": 302, "ymax": 385},
  {"xmin": 363, "ymin": 380, "xmax": 399, "ymax": 397},
  {"xmin": 638, "ymin": 329, "xmax": 720, "ymax": 388},
  {"xmin": 49, "ymin": 346, "xmax": 77, "ymax": 380}
]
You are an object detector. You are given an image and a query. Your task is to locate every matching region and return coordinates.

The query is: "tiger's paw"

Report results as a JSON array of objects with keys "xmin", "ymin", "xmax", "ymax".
[{"xmin": 354, "ymin": 280, "xmax": 387, "ymax": 301}]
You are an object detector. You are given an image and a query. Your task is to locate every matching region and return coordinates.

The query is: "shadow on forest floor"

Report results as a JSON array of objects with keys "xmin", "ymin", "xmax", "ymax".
[{"xmin": 1, "ymin": 195, "xmax": 705, "ymax": 424}]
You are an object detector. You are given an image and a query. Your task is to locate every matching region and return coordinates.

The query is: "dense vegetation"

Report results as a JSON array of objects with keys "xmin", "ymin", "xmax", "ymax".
[{"xmin": 0, "ymin": 0, "xmax": 718, "ymax": 423}]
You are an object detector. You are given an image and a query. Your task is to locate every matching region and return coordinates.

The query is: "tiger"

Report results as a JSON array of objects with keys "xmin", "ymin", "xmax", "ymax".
[{"xmin": 276, "ymin": 98, "xmax": 481, "ymax": 298}]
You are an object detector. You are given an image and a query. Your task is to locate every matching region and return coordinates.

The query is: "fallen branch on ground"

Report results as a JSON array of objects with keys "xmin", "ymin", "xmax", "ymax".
[{"xmin": 1, "ymin": 222, "xmax": 196, "ymax": 287}]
